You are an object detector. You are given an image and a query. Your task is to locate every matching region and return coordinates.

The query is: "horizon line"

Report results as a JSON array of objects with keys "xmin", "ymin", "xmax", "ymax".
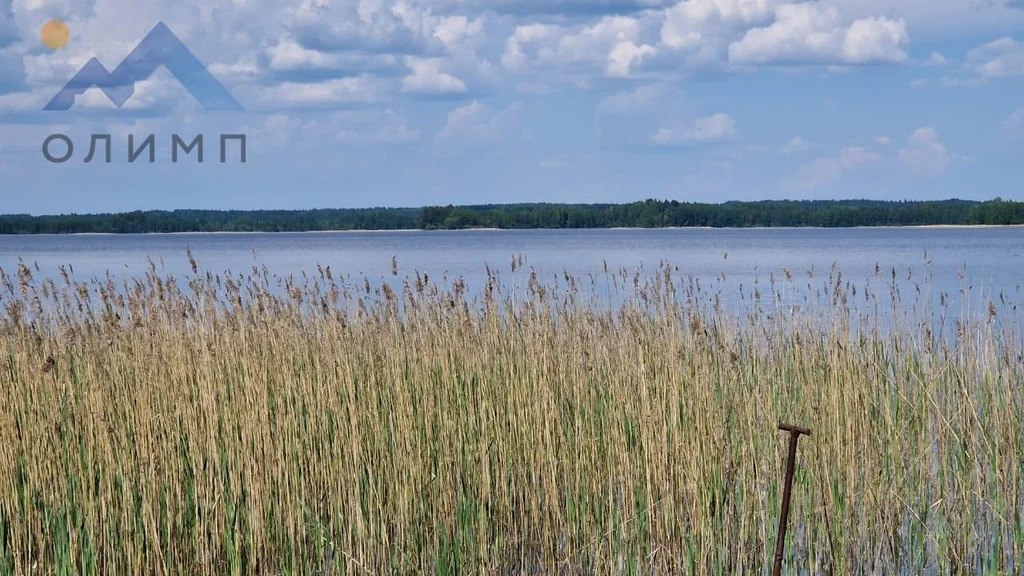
[{"xmin": 0, "ymin": 197, "xmax": 1011, "ymax": 218}]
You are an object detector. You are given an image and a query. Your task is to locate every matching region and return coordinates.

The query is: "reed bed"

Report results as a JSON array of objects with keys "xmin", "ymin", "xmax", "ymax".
[{"xmin": 0, "ymin": 255, "xmax": 1021, "ymax": 575}]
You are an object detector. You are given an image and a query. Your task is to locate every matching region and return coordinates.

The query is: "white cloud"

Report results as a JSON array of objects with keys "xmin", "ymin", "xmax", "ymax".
[
  {"xmin": 208, "ymin": 58, "xmax": 261, "ymax": 81},
  {"xmin": 898, "ymin": 127, "xmax": 953, "ymax": 176},
  {"xmin": 250, "ymin": 114, "xmax": 305, "ymax": 148},
  {"xmin": 283, "ymin": 0, "xmax": 451, "ymax": 54},
  {"xmin": 841, "ymin": 17, "xmax": 909, "ymax": 63},
  {"xmin": 876, "ymin": 136, "xmax": 892, "ymax": 146},
  {"xmin": 940, "ymin": 76, "xmax": 987, "ymax": 87},
  {"xmin": 1003, "ymin": 107, "xmax": 1024, "ymax": 137},
  {"xmin": 782, "ymin": 146, "xmax": 879, "ymax": 192},
  {"xmin": 967, "ymin": 36, "xmax": 1024, "ymax": 78},
  {"xmin": 556, "ymin": 16, "xmax": 647, "ymax": 64},
  {"xmin": 501, "ymin": 23, "xmax": 562, "ymax": 71},
  {"xmin": 263, "ymin": 39, "xmax": 397, "ymax": 75},
  {"xmin": 500, "ymin": 15, "xmax": 655, "ymax": 78},
  {"xmin": 728, "ymin": 4, "xmax": 908, "ymax": 65},
  {"xmin": 779, "ymin": 135, "xmax": 810, "ymax": 153},
  {"xmin": 608, "ymin": 41, "xmax": 657, "ymax": 77},
  {"xmin": 926, "ymin": 51, "xmax": 950, "ymax": 66},
  {"xmin": 401, "ymin": 57, "xmax": 467, "ymax": 94},
  {"xmin": 267, "ymin": 38, "xmax": 342, "ymax": 71},
  {"xmin": 653, "ymin": 113, "xmax": 739, "ymax": 144},
  {"xmin": 0, "ymin": 90, "xmax": 44, "ymax": 112},
  {"xmin": 596, "ymin": 84, "xmax": 676, "ymax": 114},
  {"xmin": 22, "ymin": 51, "xmax": 85, "ymax": 86},
  {"xmin": 661, "ymin": 0, "xmax": 780, "ymax": 51},
  {"xmin": 335, "ymin": 109, "xmax": 419, "ymax": 145},
  {"xmin": 260, "ymin": 76, "xmax": 384, "ymax": 106},
  {"xmin": 119, "ymin": 73, "xmax": 196, "ymax": 111},
  {"xmin": 436, "ymin": 100, "xmax": 523, "ymax": 143},
  {"xmin": 243, "ymin": 108, "xmax": 418, "ymax": 149},
  {"xmin": 271, "ymin": 1, "xmax": 489, "ymax": 100},
  {"xmin": 432, "ymin": 14, "xmax": 485, "ymax": 51},
  {"xmin": 49, "ymin": 69, "xmax": 194, "ymax": 112}
]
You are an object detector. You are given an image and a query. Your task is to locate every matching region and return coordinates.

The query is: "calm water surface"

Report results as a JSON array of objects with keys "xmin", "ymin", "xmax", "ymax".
[{"xmin": 1, "ymin": 228, "xmax": 1022, "ymax": 316}]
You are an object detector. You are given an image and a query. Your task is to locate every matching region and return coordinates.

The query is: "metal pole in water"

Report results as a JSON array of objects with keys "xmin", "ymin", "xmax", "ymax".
[{"xmin": 772, "ymin": 423, "xmax": 811, "ymax": 576}]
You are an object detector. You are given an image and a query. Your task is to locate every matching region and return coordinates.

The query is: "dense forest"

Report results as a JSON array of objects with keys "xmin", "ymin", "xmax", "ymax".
[
  {"xmin": 0, "ymin": 208, "xmax": 421, "ymax": 234},
  {"xmin": 419, "ymin": 199, "xmax": 1024, "ymax": 229},
  {"xmin": 1, "ymin": 199, "xmax": 1023, "ymax": 234}
]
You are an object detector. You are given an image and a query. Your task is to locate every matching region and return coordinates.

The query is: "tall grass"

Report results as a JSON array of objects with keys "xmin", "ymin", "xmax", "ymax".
[{"xmin": 0, "ymin": 255, "xmax": 1021, "ymax": 574}]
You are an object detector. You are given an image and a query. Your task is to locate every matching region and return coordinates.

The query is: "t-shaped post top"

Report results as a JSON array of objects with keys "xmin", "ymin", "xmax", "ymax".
[{"xmin": 778, "ymin": 423, "xmax": 812, "ymax": 436}]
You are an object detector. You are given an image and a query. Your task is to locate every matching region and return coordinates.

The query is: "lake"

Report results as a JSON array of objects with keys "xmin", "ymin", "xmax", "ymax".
[{"xmin": 1, "ymin": 227, "xmax": 1023, "ymax": 318}]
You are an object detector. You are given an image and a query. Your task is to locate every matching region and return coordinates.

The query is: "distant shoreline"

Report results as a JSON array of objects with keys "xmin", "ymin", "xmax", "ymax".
[
  {"xmin": 898, "ymin": 224, "xmax": 1024, "ymax": 229},
  {"xmin": 5, "ymin": 224, "xmax": 1024, "ymax": 237},
  {"xmin": 3, "ymin": 199, "xmax": 1022, "ymax": 234}
]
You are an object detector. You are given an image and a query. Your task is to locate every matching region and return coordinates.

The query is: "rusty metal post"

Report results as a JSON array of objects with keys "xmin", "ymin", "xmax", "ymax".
[{"xmin": 772, "ymin": 423, "xmax": 811, "ymax": 576}]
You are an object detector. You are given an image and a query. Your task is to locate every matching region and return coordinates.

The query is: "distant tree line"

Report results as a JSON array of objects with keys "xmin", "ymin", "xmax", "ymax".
[
  {"xmin": 0, "ymin": 209, "xmax": 421, "ymax": 234},
  {"xmin": 418, "ymin": 199, "xmax": 1024, "ymax": 229},
  {"xmin": 1, "ymin": 199, "xmax": 1023, "ymax": 234}
]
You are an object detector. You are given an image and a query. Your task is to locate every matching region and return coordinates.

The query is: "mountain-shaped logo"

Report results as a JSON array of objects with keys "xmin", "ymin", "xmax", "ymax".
[{"xmin": 44, "ymin": 22, "xmax": 242, "ymax": 111}]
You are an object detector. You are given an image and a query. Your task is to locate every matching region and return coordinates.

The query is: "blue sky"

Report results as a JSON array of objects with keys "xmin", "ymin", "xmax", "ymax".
[{"xmin": 0, "ymin": 0, "xmax": 1023, "ymax": 214}]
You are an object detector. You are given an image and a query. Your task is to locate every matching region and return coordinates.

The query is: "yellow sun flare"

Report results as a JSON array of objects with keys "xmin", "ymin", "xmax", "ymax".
[{"xmin": 41, "ymin": 20, "xmax": 70, "ymax": 50}]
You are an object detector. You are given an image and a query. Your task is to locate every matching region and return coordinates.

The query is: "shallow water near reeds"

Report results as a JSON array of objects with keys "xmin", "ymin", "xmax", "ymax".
[{"xmin": 2, "ymin": 227, "xmax": 1024, "ymax": 315}]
